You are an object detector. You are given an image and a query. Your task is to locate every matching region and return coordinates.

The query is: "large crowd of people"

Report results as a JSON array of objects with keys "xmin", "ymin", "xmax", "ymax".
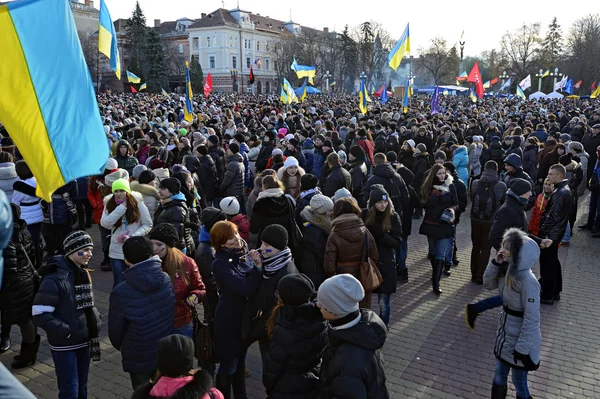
[{"xmin": 1, "ymin": 90, "xmax": 599, "ymax": 399}]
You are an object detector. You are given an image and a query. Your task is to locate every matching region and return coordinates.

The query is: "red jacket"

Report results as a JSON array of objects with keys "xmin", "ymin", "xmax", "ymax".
[
  {"xmin": 358, "ymin": 138, "xmax": 375, "ymax": 166},
  {"xmin": 231, "ymin": 214, "xmax": 250, "ymax": 243},
  {"xmin": 166, "ymin": 255, "xmax": 206, "ymax": 328},
  {"xmin": 528, "ymin": 193, "xmax": 550, "ymax": 236},
  {"xmin": 88, "ymin": 182, "xmax": 105, "ymax": 225}
]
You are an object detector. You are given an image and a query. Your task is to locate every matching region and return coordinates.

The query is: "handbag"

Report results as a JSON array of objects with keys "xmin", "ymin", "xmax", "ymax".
[
  {"xmin": 359, "ymin": 232, "xmax": 383, "ymax": 292},
  {"xmin": 192, "ymin": 307, "xmax": 218, "ymax": 363}
]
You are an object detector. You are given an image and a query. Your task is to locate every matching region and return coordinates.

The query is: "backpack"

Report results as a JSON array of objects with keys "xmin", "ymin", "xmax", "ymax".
[{"xmin": 471, "ymin": 181, "xmax": 498, "ymax": 221}]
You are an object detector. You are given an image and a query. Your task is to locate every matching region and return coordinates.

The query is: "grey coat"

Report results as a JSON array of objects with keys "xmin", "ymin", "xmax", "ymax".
[
  {"xmin": 483, "ymin": 230, "xmax": 541, "ymax": 371},
  {"xmin": 220, "ymin": 153, "xmax": 245, "ymax": 197}
]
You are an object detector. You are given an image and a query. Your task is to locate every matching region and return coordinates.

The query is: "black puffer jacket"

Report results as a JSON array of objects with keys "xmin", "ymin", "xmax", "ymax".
[
  {"xmin": 153, "ymin": 198, "xmax": 195, "ymax": 255},
  {"xmin": 321, "ymin": 309, "xmax": 389, "ymax": 399},
  {"xmin": 364, "ymin": 209, "xmax": 402, "ymax": 294},
  {"xmin": 323, "ymin": 165, "xmax": 351, "ymax": 198},
  {"xmin": 208, "ymin": 146, "xmax": 226, "ymax": 183},
  {"xmin": 488, "ymin": 191, "xmax": 528, "ymax": 250},
  {"xmin": 256, "ymin": 140, "xmax": 275, "ymax": 172},
  {"xmin": 348, "ymin": 161, "xmax": 368, "ymax": 208},
  {"xmin": 538, "ymin": 180, "xmax": 573, "ymax": 242},
  {"xmin": 0, "ymin": 216, "xmax": 37, "ymax": 325},
  {"xmin": 364, "ymin": 164, "xmax": 409, "ymax": 214},
  {"xmin": 197, "ymin": 155, "xmax": 217, "ymax": 202},
  {"xmin": 411, "ymin": 153, "xmax": 430, "ymax": 195},
  {"xmin": 194, "ymin": 231, "xmax": 219, "ymax": 318},
  {"xmin": 299, "ymin": 207, "xmax": 330, "ymax": 288},
  {"xmin": 263, "ymin": 301, "xmax": 327, "ymax": 399},
  {"xmin": 250, "ymin": 190, "xmax": 294, "ymax": 245},
  {"xmin": 220, "ymin": 152, "xmax": 245, "ymax": 197},
  {"xmin": 488, "ymin": 140, "xmax": 505, "ymax": 164}
]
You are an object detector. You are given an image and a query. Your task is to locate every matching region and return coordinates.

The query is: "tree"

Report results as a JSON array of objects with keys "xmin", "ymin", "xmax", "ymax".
[
  {"xmin": 542, "ymin": 17, "xmax": 563, "ymax": 65},
  {"xmin": 145, "ymin": 30, "xmax": 168, "ymax": 92},
  {"xmin": 125, "ymin": 1, "xmax": 148, "ymax": 80},
  {"xmin": 416, "ymin": 37, "xmax": 460, "ymax": 85},
  {"xmin": 78, "ymin": 30, "xmax": 98, "ymax": 82},
  {"xmin": 189, "ymin": 55, "xmax": 204, "ymax": 94},
  {"xmin": 500, "ymin": 24, "xmax": 541, "ymax": 77},
  {"xmin": 565, "ymin": 14, "xmax": 600, "ymax": 90},
  {"xmin": 339, "ymin": 25, "xmax": 359, "ymax": 92}
]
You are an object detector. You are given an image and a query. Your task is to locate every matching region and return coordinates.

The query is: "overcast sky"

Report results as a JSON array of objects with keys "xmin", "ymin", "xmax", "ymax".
[{"xmin": 103, "ymin": 0, "xmax": 590, "ymax": 56}]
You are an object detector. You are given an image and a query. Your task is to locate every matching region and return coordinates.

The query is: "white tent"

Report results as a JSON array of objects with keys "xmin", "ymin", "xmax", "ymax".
[
  {"xmin": 545, "ymin": 91, "xmax": 564, "ymax": 99},
  {"xmin": 529, "ymin": 91, "xmax": 546, "ymax": 99}
]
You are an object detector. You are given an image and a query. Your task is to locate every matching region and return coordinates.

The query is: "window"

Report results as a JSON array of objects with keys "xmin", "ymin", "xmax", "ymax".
[
  {"xmin": 273, "ymin": 60, "xmax": 277, "ymax": 70},
  {"xmin": 265, "ymin": 59, "xmax": 269, "ymax": 71},
  {"xmin": 265, "ymin": 41, "xmax": 269, "ymax": 51},
  {"xmin": 179, "ymin": 64, "xmax": 185, "ymax": 74},
  {"xmin": 206, "ymin": 36, "xmax": 211, "ymax": 47},
  {"xmin": 246, "ymin": 57, "xmax": 251, "ymax": 68},
  {"xmin": 244, "ymin": 39, "xmax": 248, "ymax": 49},
  {"xmin": 209, "ymin": 56, "xmax": 215, "ymax": 69},
  {"xmin": 177, "ymin": 44, "xmax": 183, "ymax": 54},
  {"xmin": 232, "ymin": 56, "xmax": 237, "ymax": 69},
  {"xmin": 229, "ymin": 36, "xmax": 233, "ymax": 47},
  {"xmin": 256, "ymin": 41, "xmax": 260, "ymax": 51}
]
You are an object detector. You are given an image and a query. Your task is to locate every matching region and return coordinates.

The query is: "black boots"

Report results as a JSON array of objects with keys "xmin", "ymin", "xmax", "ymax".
[
  {"xmin": 231, "ymin": 361, "xmax": 248, "ymax": 399},
  {"xmin": 397, "ymin": 267, "xmax": 408, "ymax": 282},
  {"xmin": 12, "ymin": 334, "xmax": 40, "ymax": 369},
  {"xmin": 431, "ymin": 259, "xmax": 443, "ymax": 295},
  {"xmin": 443, "ymin": 262, "xmax": 452, "ymax": 276},
  {"xmin": 491, "ymin": 383, "xmax": 507, "ymax": 399},
  {"xmin": 216, "ymin": 374, "xmax": 233, "ymax": 399}
]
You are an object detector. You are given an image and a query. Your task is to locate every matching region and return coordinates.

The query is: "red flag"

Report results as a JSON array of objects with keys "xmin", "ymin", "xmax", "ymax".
[
  {"xmin": 130, "ymin": 85, "xmax": 137, "ymax": 93},
  {"xmin": 574, "ymin": 80, "xmax": 582, "ymax": 89},
  {"xmin": 204, "ymin": 73, "xmax": 213, "ymax": 97},
  {"xmin": 591, "ymin": 81, "xmax": 597, "ymax": 91},
  {"xmin": 249, "ymin": 66, "xmax": 255, "ymax": 84},
  {"xmin": 466, "ymin": 61, "xmax": 485, "ymax": 98},
  {"xmin": 490, "ymin": 77, "xmax": 499, "ymax": 85}
]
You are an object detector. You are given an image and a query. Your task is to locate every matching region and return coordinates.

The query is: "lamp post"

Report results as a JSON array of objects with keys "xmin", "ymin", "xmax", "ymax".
[
  {"xmin": 499, "ymin": 71, "xmax": 509, "ymax": 87},
  {"xmin": 323, "ymin": 70, "xmax": 331, "ymax": 94},
  {"xmin": 549, "ymin": 67, "xmax": 562, "ymax": 91},
  {"xmin": 360, "ymin": 71, "xmax": 366, "ymax": 91},
  {"xmin": 535, "ymin": 69, "xmax": 544, "ymax": 92},
  {"xmin": 230, "ymin": 69, "xmax": 238, "ymax": 93}
]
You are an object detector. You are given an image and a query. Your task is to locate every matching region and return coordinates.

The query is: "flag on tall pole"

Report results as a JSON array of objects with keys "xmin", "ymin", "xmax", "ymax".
[
  {"xmin": 519, "ymin": 74, "xmax": 532, "ymax": 90},
  {"xmin": 564, "ymin": 78, "xmax": 573, "ymax": 95},
  {"xmin": 466, "ymin": 61, "xmax": 484, "ymax": 98},
  {"xmin": 499, "ymin": 77, "xmax": 512, "ymax": 92},
  {"xmin": 126, "ymin": 71, "xmax": 141, "ymax": 83},
  {"xmin": 402, "ymin": 79, "xmax": 412, "ymax": 113},
  {"xmin": 431, "ymin": 86, "xmax": 441, "ymax": 114},
  {"xmin": 516, "ymin": 85, "xmax": 526, "ymax": 100},
  {"xmin": 388, "ymin": 23, "xmax": 410, "ymax": 71},
  {"xmin": 98, "ymin": 0, "xmax": 121, "ymax": 80},
  {"xmin": 456, "ymin": 71, "xmax": 468, "ymax": 81},
  {"xmin": 0, "ymin": 0, "xmax": 109, "ymax": 201},
  {"xmin": 283, "ymin": 78, "xmax": 297, "ymax": 104},
  {"xmin": 380, "ymin": 85, "xmax": 389, "ymax": 104},
  {"xmin": 161, "ymin": 87, "xmax": 169, "ymax": 97},
  {"xmin": 204, "ymin": 72, "xmax": 213, "ymax": 97},
  {"xmin": 290, "ymin": 58, "xmax": 316, "ymax": 84},
  {"xmin": 183, "ymin": 61, "xmax": 193, "ymax": 121},
  {"xmin": 249, "ymin": 66, "xmax": 255, "ymax": 85},
  {"xmin": 574, "ymin": 80, "xmax": 582, "ymax": 89},
  {"xmin": 358, "ymin": 75, "xmax": 371, "ymax": 114}
]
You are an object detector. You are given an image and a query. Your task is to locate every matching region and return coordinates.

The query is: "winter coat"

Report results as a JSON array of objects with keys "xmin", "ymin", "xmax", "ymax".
[
  {"xmin": 505, "ymin": 143, "xmax": 524, "ymax": 160},
  {"xmin": 576, "ymin": 151, "xmax": 589, "ymax": 196},
  {"xmin": 489, "ymin": 191, "xmax": 528, "ymax": 250},
  {"xmin": 230, "ymin": 214, "xmax": 250, "ymax": 243},
  {"xmin": 537, "ymin": 150, "xmax": 560, "ymax": 181},
  {"xmin": 483, "ymin": 235, "xmax": 541, "ymax": 371},
  {"xmin": 324, "ymin": 213, "xmax": 378, "ymax": 280},
  {"xmin": 399, "ymin": 149, "xmax": 414, "ymax": 171},
  {"xmin": 538, "ymin": 180, "xmax": 572, "ymax": 242},
  {"xmin": 169, "ymin": 255, "xmax": 205, "ymax": 328},
  {"xmin": 414, "ymin": 134, "xmax": 434, "ymax": 155},
  {"xmin": 247, "ymin": 145, "xmax": 262, "ymax": 175},
  {"xmin": 250, "ymin": 189, "xmax": 294, "ymax": 245},
  {"xmin": 0, "ymin": 162, "xmax": 19, "ymax": 201},
  {"xmin": 364, "ymin": 209, "xmax": 402, "ymax": 294},
  {"xmin": 220, "ymin": 153, "xmax": 245, "ymax": 198},
  {"xmin": 468, "ymin": 143, "xmax": 483, "ymax": 177},
  {"xmin": 115, "ymin": 140, "xmax": 139, "ymax": 175},
  {"xmin": 0, "ymin": 217, "xmax": 37, "ymax": 325},
  {"xmin": 108, "ymin": 256, "xmax": 175, "ymax": 373},
  {"xmin": 33, "ymin": 256, "xmax": 102, "ymax": 350},
  {"xmin": 452, "ymin": 146, "xmax": 469, "ymax": 183},
  {"xmin": 357, "ymin": 138, "xmax": 375, "ymax": 166},
  {"xmin": 277, "ymin": 166, "xmax": 306, "ymax": 200},
  {"xmin": 419, "ymin": 175, "xmax": 459, "ymax": 239},
  {"xmin": 397, "ymin": 166, "xmax": 419, "ymax": 237},
  {"xmin": 11, "ymin": 178, "xmax": 43, "ymax": 225},
  {"xmin": 488, "ymin": 141, "xmax": 505, "ymax": 165},
  {"xmin": 323, "ymin": 165, "xmax": 352, "ymax": 198},
  {"xmin": 130, "ymin": 181, "xmax": 160, "ymax": 219},
  {"xmin": 239, "ymin": 142, "xmax": 251, "ymax": 188},
  {"xmin": 43, "ymin": 181, "xmax": 78, "ymax": 225},
  {"xmin": 469, "ymin": 170, "xmax": 507, "ymax": 224},
  {"xmin": 208, "ymin": 147, "xmax": 226, "ymax": 183},
  {"xmin": 364, "ymin": 163, "xmax": 410, "ymax": 215},
  {"xmin": 197, "ymin": 155, "xmax": 217, "ymax": 202},
  {"xmin": 263, "ymin": 302, "xmax": 327, "ymax": 399},
  {"xmin": 243, "ymin": 260, "xmax": 298, "ymax": 345},
  {"xmin": 132, "ymin": 370, "xmax": 223, "ymax": 399},
  {"xmin": 522, "ymin": 144, "xmax": 538, "ymax": 181},
  {"xmin": 194, "ymin": 228, "xmax": 219, "ymax": 318},
  {"xmin": 411, "ymin": 152, "xmax": 430, "ymax": 194},
  {"xmin": 302, "ymin": 149, "xmax": 315, "ymax": 175},
  {"xmin": 300, "ymin": 207, "xmax": 330, "ymax": 288},
  {"xmin": 311, "ymin": 147, "xmax": 326, "ymax": 178},
  {"xmin": 527, "ymin": 193, "xmax": 550, "ymax": 236},
  {"xmin": 256, "ymin": 141, "xmax": 275, "ymax": 172},
  {"xmin": 321, "ymin": 309, "xmax": 389, "ymax": 399},
  {"xmin": 212, "ymin": 249, "xmax": 262, "ymax": 362},
  {"xmin": 154, "ymin": 195, "xmax": 195, "ymax": 255},
  {"xmin": 101, "ymin": 192, "xmax": 152, "ymax": 260}
]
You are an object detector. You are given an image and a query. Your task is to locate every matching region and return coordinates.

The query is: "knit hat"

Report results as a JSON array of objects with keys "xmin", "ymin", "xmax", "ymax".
[
  {"xmin": 179, "ymin": 128, "xmax": 188, "ymax": 136},
  {"xmin": 105, "ymin": 169, "xmax": 129, "ymax": 187},
  {"xmin": 416, "ymin": 143, "xmax": 427, "ymax": 153},
  {"xmin": 484, "ymin": 160, "xmax": 498, "ymax": 171},
  {"xmin": 338, "ymin": 150, "xmax": 347, "ymax": 165},
  {"xmin": 278, "ymin": 274, "xmax": 315, "ymax": 306},
  {"xmin": 149, "ymin": 223, "xmax": 179, "ymax": 247},
  {"xmin": 260, "ymin": 224, "xmax": 288, "ymax": 250},
  {"xmin": 559, "ymin": 153, "xmax": 573, "ymax": 166},
  {"xmin": 288, "ymin": 138, "xmax": 299, "ymax": 147},
  {"xmin": 491, "ymin": 136, "xmax": 501, "ymax": 142},
  {"xmin": 406, "ymin": 139, "xmax": 416, "ymax": 148},
  {"xmin": 234, "ymin": 133, "xmax": 246, "ymax": 143},
  {"xmin": 200, "ymin": 207, "xmax": 227, "ymax": 231},
  {"xmin": 159, "ymin": 177, "xmax": 181, "ymax": 194},
  {"xmin": 568, "ymin": 141, "xmax": 583, "ymax": 153},
  {"xmin": 317, "ymin": 274, "xmax": 364, "ymax": 317},
  {"xmin": 323, "ymin": 139, "xmax": 333, "ymax": 149},
  {"xmin": 157, "ymin": 334, "xmax": 195, "ymax": 378},
  {"xmin": 122, "ymin": 236, "xmax": 154, "ymax": 265},
  {"xmin": 284, "ymin": 156, "xmax": 299, "ymax": 168},
  {"xmin": 332, "ymin": 187, "xmax": 352, "ymax": 202},
  {"xmin": 149, "ymin": 158, "xmax": 167, "ymax": 170},
  {"xmin": 208, "ymin": 135, "xmax": 219, "ymax": 145},
  {"xmin": 509, "ymin": 178, "xmax": 532, "ymax": 196},
  {"xmin": 229, "ymin": 142, "xmax": 240, "ymax": 154},
  {"xmin": 310, "ymin": 194, "xmax": 334, "ymax": 214},
  {"xmin": 301, "ymin": 173, "xmax": 319, "ymax": 190},
  {"xmin": 272, "ymin": 148, "xmax": 284, "ymax": 156},
  {"xmin": 219, "ymin": 197, "xmax": 240, "ymax": 216},
  {"xmin": 14, "ymin": 160, "xmax": 33, "ymax": 180},
  {"xmin": 504, "ymin": 153, "xmax": 522, "ymax": 169},
  {"xmin": 434, "ymin": 150, "xmax": 447, "ymax": 161},
  {"xmin": 369, "ymin": 184, "xmax": 389, "ymax": 206},
  {"xmin": 132, "ymin": 164, "xmax": 147, "ymax": 181},
  {"xmin": 104, "ymin": 158, "xmax": 118, "ymax": 171},
  {"xmin": 112, "ymin": 178, "xmax": 131, "ymax": 194},
  {"xmin": 264, "ymin": 130, "xmax": 276, "ymax": 141},
  {"xmin": 560, "ymin": 133, "xmax": 571, "ymax": 143},
  {"xmin": 63, "ymin": 230, "xmax": 94, "ymax": 257},
  {"xmin": 138, "ymin": 170, "xmax": 156, "ymax": 185},
  {"xmin": 315, "ymin": 134, "xmax": 325, "ymax": 143},
  {"xmin": 349, "ymin": 145, "xmax": 365, "ymax": 160}
]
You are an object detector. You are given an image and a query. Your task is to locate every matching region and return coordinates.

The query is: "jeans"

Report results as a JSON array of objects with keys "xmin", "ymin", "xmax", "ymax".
[
  {"xmin": 397, "ymin": 237, "xmax": 408, "ymax": 270},
  {"xmin": 172, "ymin": 321, "xmax": 193, "ymax": 338},
  {"xmin": 378, "ymin": 293, "xmax": 391, "ymax": 327},
  {"xmin": 445, "ymin": 232, "xmax": 455, "ymax": 264},
  {"xmin": 586, "ymin": 189, "xmax": 600, "ymax": 229},
  {"xmin": 51, "ymin": 346, "xmax": 91, "ymax": 399},
  {"xmin": 473, "ymin": 295, "xmax": 503, "ymax": 314},
  {"xmin": 427, "ymin": 236, "xmax": 452, "ymax": 261},
  {"xmin": 494, "ymin": 359, "xmax": 531, "ymax": 398},
  {"xmin": 110, "ymin": 258, "xmax": 127, "ymax": 288},
  {"xmin": 217, "ymin": 350, "xmax": 246, "ymax": 375},
  {"xmin": 562, "ymin": 222, "xmax": 571, "ymax": 243},
  {"xmin": 540, "ymin": 243, "xmax": 562, "ymax": 300},
  {"xmin": 130, "ymin": 371, "xmax": 155, "ymax": 390}
]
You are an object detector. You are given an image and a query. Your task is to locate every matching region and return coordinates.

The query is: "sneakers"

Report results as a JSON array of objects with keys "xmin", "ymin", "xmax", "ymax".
[
  {"xmin": 0, "ymin": 337, "xmax": 10, "ymax": 353},
  {"xmin": 465, "ymin": 304, "xmax": 478, "ymax": 329}
]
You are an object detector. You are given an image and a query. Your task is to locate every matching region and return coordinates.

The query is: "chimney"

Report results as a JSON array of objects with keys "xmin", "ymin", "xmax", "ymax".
[
  {"xmin": 201, "ymin": 13, "xmax": 206, "ymax": 18},
  {"xmin": 323, "ymin": 27, "xmax": 329, "ymax": 33},
  {"xmin": 84, "ymin": 0, "xmax": 93, "ymax": 6},
  {"xmin": 154, "ymin": 19, "xmax": 161, "ymax": 27}
]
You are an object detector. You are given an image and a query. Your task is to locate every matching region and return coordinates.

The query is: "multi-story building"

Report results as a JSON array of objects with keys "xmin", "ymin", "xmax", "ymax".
[
  {"xmin": 153, "ymin": 18, "xmax": 195, "ymax": 91},
  {"xmin": 70, "ymin": 0, "xmax": 99, "ymax": 34},
  {"xmin": 187, "ymin": 8, "xmax": 317, "ymax": 94}
]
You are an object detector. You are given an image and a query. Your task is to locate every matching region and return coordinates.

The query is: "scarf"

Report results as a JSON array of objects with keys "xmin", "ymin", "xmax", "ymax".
[
  {"xmin": 300, "ymin": 187, "xmax": 320, "ymax": 199},
  {"xmin": 70, "ymin": 260, "xmax": 100, "ymax": 361},
  {"xmin": 262, "ymin": 247, "xmax": 292, "ymax": 279}
]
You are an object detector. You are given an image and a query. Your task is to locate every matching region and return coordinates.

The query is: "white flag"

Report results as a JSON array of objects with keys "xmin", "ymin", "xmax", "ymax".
[
  {"xmin": 519, "ymin": 74, "xmax": 531, "ymax": 90},
  {"xmin": 561, "ymin": 75, "xmax": 569, "ymax": 89}
]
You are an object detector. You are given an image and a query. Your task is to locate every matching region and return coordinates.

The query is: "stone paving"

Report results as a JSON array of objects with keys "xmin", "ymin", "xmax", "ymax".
[{"xmin": 2, "ymin": 192, "xmax": 600, "ymax": 398}]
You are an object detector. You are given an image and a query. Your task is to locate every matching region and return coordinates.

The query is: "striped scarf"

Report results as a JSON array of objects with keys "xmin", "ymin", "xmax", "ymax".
[{"xmin": 262, "ymin": 248, "xmax": 292, "ymax": 279}]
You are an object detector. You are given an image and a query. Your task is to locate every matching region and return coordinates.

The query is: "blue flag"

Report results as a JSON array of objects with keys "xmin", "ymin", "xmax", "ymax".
[
  {"xmin": 564, "ymin": 78, "xmax": 573, "ymax": 95},
  {"xmin": 431, "ymin": 86, "xmax": 441, "ymax": 114},
  {"xmin": 380, "ymin": 85, "xmax": 389, "ymax": 104},
  {"xmin": 499, "ymin": 77, "xmax": 512, "ymax": 92}
]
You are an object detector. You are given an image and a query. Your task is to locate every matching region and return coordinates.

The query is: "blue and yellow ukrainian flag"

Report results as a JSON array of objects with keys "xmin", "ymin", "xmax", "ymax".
[
  {"xmin": 0, "ymin": 0, "xmax": 109, "ymax": 201},
  {"xmin": 139, "ymin": 83, "xmax": 147, "ymax": 91},
  {"xmin": 184, "ymin": 61, "xmax": 193, "ymax": 122},
  {"xmin": 283, "ymin": 78, "xmax": 298, "ymax": 104},
  {"xmin": 290, "ymin": 58, "xmax": 316, "ymax": 85},
  {"xmin": 98, "ymin": 0, "xmax": 120, "ymax": 79},
  {"xmin": 516, "ymin": 85, "xmax": 526, "ymax": 100},
  {"xmin": 470, "ymin": 88, "xmax": 477, "ymax": 102},
  {"xmin": 388, "ymin": 23, "xmax": 410, "ymax": 71},
  {"xmin": 402, "ymin": 78, "xmax": 412, "ymax": 113},
  {"xmin": 358, "ymin": 76, "xmax": 371, "ymax": 114},
  {"xmin": 161, "ymin": 87, "xmax": 169, "ymax": 97},
  {"xmin": 299, "ymin": 80, "xmax": 308, "ymax": 102},
  {"xmin": 541, "ymin": 69, "xmax": 550, "ymax": 78},
  {"xmin": 127, "ymin": 70, "xmax": 141, "ymax": 84},
  {"xmin": 280, "ymin": 87, "xmax": 289, "ymax": 104}
]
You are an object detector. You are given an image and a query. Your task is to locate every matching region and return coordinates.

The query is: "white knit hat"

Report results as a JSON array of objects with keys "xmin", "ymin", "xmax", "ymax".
[
  {"xmin": 104, "ymin": 169, "xmax": 129, "ymax": 187},
  {"xmin": 219, "ymin": 197, "xmax": 240, "ymax": 216},
  {"xmin": 310, "ymin": 194, "xmax": 334, "ymax": 214},
  {"xmin": 406, "ymin": 139, "xmax": 416, "ymax": 148},
  {"xmin": 317, "ymin": 274, "xmax": 364, "ymax": 317},
  {"xmin": 104, "ymin": 158, "xmax": 118, "ymax": 171},
  {"xmin": 272, "ymin": 148, "xmax": 284, "ymax": 156},
  {"xmin": 284, "ymin": 156, "xmax": 299, "ymax": 169}
]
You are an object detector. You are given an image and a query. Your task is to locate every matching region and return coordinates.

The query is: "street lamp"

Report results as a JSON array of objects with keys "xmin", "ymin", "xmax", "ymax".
[
  {"xmin": 230, "ymin": 69, "xmax": 238, "ymax": 93},
  {"xmin": 549, "ymin": 67, "xmax": 562, "ymax": 91},
  {"xmin": 323, "ymin": 70, "xmax": 331, "ymax": 93},
  {"xmin": 499, "ymin": 71, "xmax": 509, "ymax": 86},
  {"xmin": 535, "ymin": 69, "xmax": 544, "ymax": 92}
]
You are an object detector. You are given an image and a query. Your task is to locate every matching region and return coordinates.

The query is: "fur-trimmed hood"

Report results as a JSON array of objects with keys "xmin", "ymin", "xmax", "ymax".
[
  {"xmin": 130, "ymin": 181, "xmax": 160, "ymax": 199},
  {"xmin": 433, "ymin": 174, "xmax": 454, "ymax": 192},
  {"xmin": 0, "ymin": 162, "xmax": 17, "ymax": 180},
  {"xmin": 502, "ymin": 227, "xmax": 540, "ymax": 273},
  {"xmin": 257, "ymin": 187, "xmax": 284, "ymax": 200},
  {"xmin": 300, "ymin": 206, "xmax": 332, "ymax": 234},
  {"xmin": 103, "ymin": 190, "xmax": 144, "ymax": 204}
]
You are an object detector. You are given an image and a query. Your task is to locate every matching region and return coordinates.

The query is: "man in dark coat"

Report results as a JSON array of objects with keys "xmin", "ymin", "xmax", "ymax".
[
  {"xmin": 154, "ymin": 178, "xmax": 195, "ymax": 255},
  {"xmin": 220, "ymin": 143, "xmax": 245, "ymax": 211},
  {"xmin": 489, "ymin": 179, "xmax": 532, "ymax": 250},
  {"xmin": 364, "ymin": 153, "xmax": 410, "ymax": 216},
  {"xmin": 583, "ymin": 124, "xmax": 600, "ymax": 182},
  {"xmin": 255, "ymin": 130, "xmax": 276, "ymax": 172},
  {"xmin": 207, "ymin": 135, "xmax": 226, "ymax": 183},
  {"xmin": 503, "ymin": 153, "xmax": 535, "ymax": 210},
  {"xmin": 195, "ymin": 145, "xmax": 218, "ymax": 206},
  {"xmin": 322, "ymin": 153, "xmax": 351, "ymax": 198},
  {"xmin": 108, "ymin": 237, "xmax": 175, "ymax": 389}
]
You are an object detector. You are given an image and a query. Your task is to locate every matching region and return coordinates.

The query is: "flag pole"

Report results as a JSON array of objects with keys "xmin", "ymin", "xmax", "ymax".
[{"xmin": 96, "ymin": 47, "xmax": 100, "ymax": 94}]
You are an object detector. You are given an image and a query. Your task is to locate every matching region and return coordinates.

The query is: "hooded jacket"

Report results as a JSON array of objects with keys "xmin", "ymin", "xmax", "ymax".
[
  {"xmin": 220, "ymin": 152, "xmax": 245, "ymax": 197},
  {"xmin": 522, "ymin": 143, "xmax": 539, "ymax": 180},
  {"xmin": 130, "ymin": 181, "xmax": 161, "ymax": 219},
  {"xmin": 300, "ymin": 207, "xmax": 331, "ymax": 288},
  {"xmin": 197, "ymin": 155, "xmax": 217, "ymax": 202},
  {"xmin": 154, "ymin": 194, "xmax": 195, "ymax": 255},
  {"xmin": 410, "ymin": 152, "xmax": 430, "ymax": 193},
  {"xmin": 452, "ymin": 145, "xmax": 469, "ymax": 183},
  {"xmin": 115, "ymin": 140, "xmax": 139, "ymax": 175},
  {"xmin": 108, "ymin": 256, "xmax": 175, "ymax": 373},
  {"xmin": 364, "ymin": 163, "xmax": 409, "ymax": 214},
  {"xmin": 468, "ymin": 143, "xmax": 483, "ymax": 177},
  {"xmin": 321, "ymin": 309, "xmax": 389, "ymax": 399},
  {"xmin": 483, "ymin": 229, "xmax": 541, "ymax": 371}
]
